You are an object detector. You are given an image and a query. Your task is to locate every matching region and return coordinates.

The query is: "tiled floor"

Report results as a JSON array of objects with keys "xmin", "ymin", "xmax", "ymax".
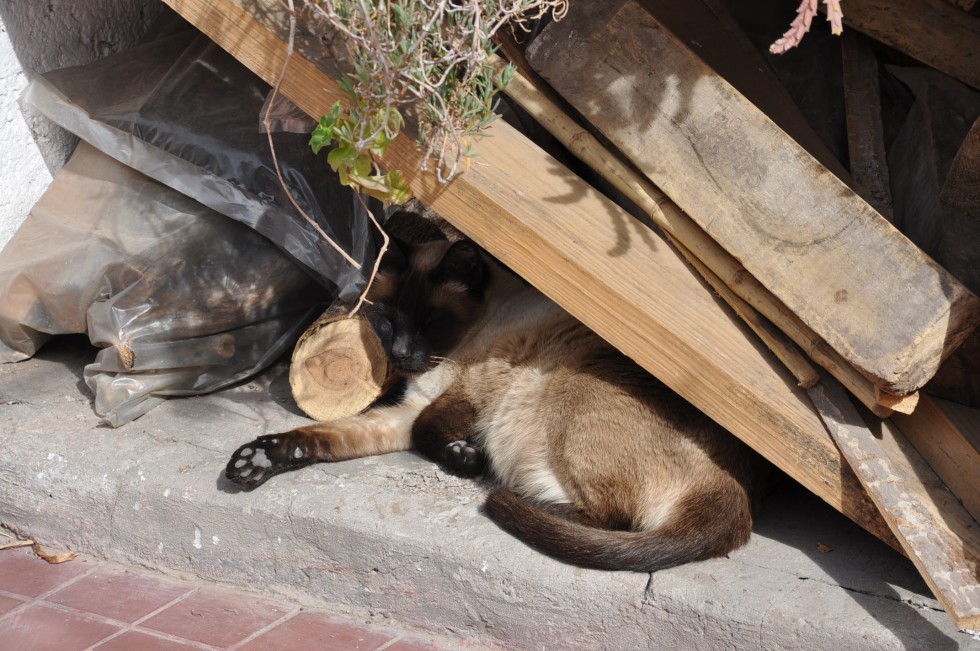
[{"xmin": 0, "ymin": 549, "xmax": 458, "ymax": 650}]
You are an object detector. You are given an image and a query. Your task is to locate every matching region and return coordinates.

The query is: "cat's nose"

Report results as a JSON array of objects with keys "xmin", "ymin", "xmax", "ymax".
[{"xmin": 391, "ymin": 336, "xmax": 411, "ymax": 361}]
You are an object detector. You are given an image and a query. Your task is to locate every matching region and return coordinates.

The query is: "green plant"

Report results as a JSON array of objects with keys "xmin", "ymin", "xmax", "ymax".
[{"xmin": 301, "ymin": 0, "xmax": 568, "ymax": 204}]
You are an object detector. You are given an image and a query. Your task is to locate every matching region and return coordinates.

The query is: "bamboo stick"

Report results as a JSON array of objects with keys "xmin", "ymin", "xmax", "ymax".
[{"xmin": 670, "ymin": 239, "xmax": 820, "ymax": 389}]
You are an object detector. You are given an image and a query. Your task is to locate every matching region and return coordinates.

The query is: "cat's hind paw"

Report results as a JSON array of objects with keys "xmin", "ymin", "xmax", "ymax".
[
  {"xmin": 443, "ymin": 440, "xmax": 486, "ymax": 477},
  {"xmin": 225, "ymin": 433, "xmax": 315, "ymax": 488}
]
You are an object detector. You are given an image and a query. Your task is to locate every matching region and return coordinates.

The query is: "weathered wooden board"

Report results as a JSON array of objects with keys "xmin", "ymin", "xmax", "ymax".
[
  {"xmin": 162, "ymin": 0, "xmax": 897, "ymax": 546},
  {"xmin": 810, "ymin": 379, "xmax": 980, "ymax": 629},
  {"xmin": 842, "ymin": 0, "xmax": 980, "ymax": 91},
  {"xmin": 888, "ymin": 67, "xmax": 980, "ymax": 298},
  {"xmin": 894, "ymin": 395, "xmax": 980, "ymax": 527},
  {"xmin": 943, "ymin": 0, "xmax": 978, "ymax": 15},
  {"xmin": 841, "ymin": 31, "xmax": 894, "ymax": 221},
  {"xmin": 941, "ymin": 116, "xmax": 980, "ymax": 220},
  {"xmin": 527, "ymin": 0, "xmax": 980, "ymax": 397},
  {"xmin": 641, "ymin": 0, "xmax": 850, "ymax": 181}
]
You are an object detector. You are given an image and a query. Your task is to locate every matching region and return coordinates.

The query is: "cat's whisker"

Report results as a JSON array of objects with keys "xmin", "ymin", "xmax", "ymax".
[{"xmin": 429, "ymin": 355, "xmax": 461, "ymax": 371}]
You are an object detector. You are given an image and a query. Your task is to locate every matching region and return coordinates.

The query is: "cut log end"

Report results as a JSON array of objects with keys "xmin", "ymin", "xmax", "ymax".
[{"xmin": 289, "ymin": 313, "xmax": 392, "ymax": 421}]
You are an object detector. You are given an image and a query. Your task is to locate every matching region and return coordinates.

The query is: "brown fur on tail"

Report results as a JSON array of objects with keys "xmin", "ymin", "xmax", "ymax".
[{"xmin": 484, "ymin": 487, "xmax": 754, "ymax": 572}]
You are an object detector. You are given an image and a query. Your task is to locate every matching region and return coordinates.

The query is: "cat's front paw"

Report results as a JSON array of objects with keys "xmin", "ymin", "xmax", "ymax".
[
  {"xmin": 225, "ymin": 433, "xmax": 315, "ymax": 488},
  {"xmin": 442, "ymin": 440, "xmax": 486, "ymax": 477}
]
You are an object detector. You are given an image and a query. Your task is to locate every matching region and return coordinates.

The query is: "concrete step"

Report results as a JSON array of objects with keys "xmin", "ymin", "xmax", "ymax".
[{"xmin": 0, "ymin": 336, "xmax": 975, "ymax": 650}]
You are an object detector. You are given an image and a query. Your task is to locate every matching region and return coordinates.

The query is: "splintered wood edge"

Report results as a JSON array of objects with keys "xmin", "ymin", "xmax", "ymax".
[
  {"xmin": 874, "ymin": 387, "xmax": 920, "ymax": 415},
  {"xmin": 811, "ymin": 381, "xmax": 980, "ymax": 629},
  {"xmin": 162, "ymin": 0, "xmax": 895, "ymax": 546}
]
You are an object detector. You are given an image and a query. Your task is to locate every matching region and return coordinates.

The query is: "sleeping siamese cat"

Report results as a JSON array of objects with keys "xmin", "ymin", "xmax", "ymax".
[{"xmin": 225, "ymin": 215, "xmax": 769, "ymax": 572}]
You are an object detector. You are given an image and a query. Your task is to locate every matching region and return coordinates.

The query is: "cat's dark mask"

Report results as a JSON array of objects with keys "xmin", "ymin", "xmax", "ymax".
[{"xmin": 365, "ymin": 238, "xmax": 487, "ymax": 374}]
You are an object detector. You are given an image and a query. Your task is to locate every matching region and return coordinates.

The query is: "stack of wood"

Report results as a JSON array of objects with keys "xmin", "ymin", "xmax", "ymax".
[{"xmin": 165, "ymin": 0, "xmax": 980, "ymax": 629}]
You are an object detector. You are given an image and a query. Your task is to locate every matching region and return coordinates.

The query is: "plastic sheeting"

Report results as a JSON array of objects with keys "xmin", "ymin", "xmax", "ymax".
[
  {"xmin": 22, "ymin": 28, "xmax": 374, "ymax": 301},
  {"xmin": 0, "ymin": 142, "xmax": 323, "ymax": 426}
]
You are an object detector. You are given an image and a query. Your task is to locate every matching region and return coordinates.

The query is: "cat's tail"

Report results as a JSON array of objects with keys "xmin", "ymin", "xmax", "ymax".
[{"xmin": 483, "ymin": 487, "xmax": 752, "ymax": 572}]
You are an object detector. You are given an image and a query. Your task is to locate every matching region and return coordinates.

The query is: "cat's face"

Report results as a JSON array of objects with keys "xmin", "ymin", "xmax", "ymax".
[{"xmin": 364, "ymin": 238, "xmax": 487, "ymax": 374}]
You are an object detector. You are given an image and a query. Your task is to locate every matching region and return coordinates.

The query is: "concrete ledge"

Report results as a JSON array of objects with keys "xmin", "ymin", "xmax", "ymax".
[{"xmin": 0, "ymin": 337, "xmax": 975, "ymax": 649}]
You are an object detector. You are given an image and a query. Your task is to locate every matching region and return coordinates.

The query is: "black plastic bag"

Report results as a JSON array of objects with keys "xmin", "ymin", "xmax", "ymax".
[{"xmin": 23, "ymin": 29, "xmax": 374, "ymax": 300}]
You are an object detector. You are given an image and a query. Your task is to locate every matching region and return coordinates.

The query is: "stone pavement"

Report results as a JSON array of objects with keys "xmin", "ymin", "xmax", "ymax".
[
  {"xmin": 1, "ymin": 336, "xmax": 977, "ymax": 650},
  {"xmin": 0, "ymin": 548, "xmax": 474, "ymax": 650}
]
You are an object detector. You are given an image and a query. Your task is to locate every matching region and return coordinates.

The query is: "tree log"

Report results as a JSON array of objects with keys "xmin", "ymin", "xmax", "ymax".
[{"xmin": 290, "ymin": 309, "xmax": 392, "ymax": 421}]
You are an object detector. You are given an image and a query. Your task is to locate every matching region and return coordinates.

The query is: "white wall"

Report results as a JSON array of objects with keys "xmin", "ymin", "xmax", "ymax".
[{"xmin": 0, "ymin": 0, "xmax": 162, "ymax": 249}]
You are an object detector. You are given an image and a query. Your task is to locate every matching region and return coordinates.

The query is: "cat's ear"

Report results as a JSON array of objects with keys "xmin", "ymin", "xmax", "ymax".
[{"xmin": 434, "ymin": 240, "xmax": 484, "ymax": 291}]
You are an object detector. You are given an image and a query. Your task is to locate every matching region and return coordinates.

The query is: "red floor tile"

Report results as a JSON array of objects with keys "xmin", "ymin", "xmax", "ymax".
[
  {"xmin": 140, "ymin": 586, "xmax": 289, "ymax": 647},
  {"xmin": 0, "ymin": 603, "xmax": 119, "ymax": 651},
  {"xmin": 46, "ymin": 567, "xmax": 193, "ymax": 623},
  {"xmin": 238, "ymin": 611, "xmax": 395, "ymax": 651},
  {"xmin": 385, "ymin": 637, "xmax": 445, "ymax": 651},
  {"xmin": 93, "ymin": 630, "xmax": 205, "ymax": 651},
  {"xmin": 0, "ymin": 550, "xmax": 90, "ymax": 598},
  {"xmin": 0, "ymin": 593, "xmax": 26, "ymax": 615}
]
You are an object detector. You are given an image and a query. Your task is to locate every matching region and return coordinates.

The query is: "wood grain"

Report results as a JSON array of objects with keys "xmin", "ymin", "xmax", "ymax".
[
  {"xmin": 496, "ymin": 58, "xmax": 901, "ymax": 415},
  {"xmin": 527, "ymin": 0, "xmax": 980, "ymax": 396},
  {"xmin": 941, "ymin": 116, "xmax": 980, "ymax": 220},
  {"xmin": 841, "ymin": 31, "xmax": 894, "ymax": 221},
  {"xmin": 161, "ymin": 0, "xmax": 895, "ymax": 546},
  {"xmin": 843, "ymin": 0, "xmax": 980, "ymax": 91},
  {"xmin": 290, "ymin": 308, "xmax": 392, "ymax": 421},
  {"xmin": 810, "ymin": 379, "xmax": 980, "ymax": 629},
  {"xmin": 893, "ymin": 395, "xmax": 980, "ymax": 526},
  {"xmin": 641, "ymin": 0, "xmax": 850, "ymax": 181}
]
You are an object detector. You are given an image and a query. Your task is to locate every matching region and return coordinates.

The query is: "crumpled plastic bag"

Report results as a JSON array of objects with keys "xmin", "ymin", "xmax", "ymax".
[
  {"xmin": 22, "ymin": 28, "xmax": 374, "ymax": 300},
  {"xmin": 0, "ymin": 142, "xmax": 323, "ymax": 426}
]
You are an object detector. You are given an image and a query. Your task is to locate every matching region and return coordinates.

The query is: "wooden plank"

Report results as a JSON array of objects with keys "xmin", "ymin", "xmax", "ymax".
[
  {"xmin": 640, "ymin": 0, "xmax": 850, "ymax": 181},
  {"xmin": 929, "ymin": 330, "xmax": 980, "ymax": 409},
  {"xmin": 937, "ymin": 397, "xmax": 980, "ymax": 453},
  {"xmin": 893, "ymin": 395, "xmax": 980, "ymax": 526},
  {"xmin": 941, "ymin": 116, "xmax": 980, "ymax": 221},
  {"xmin": 161, "ymin": 0, "xmax": 898, "ymax": 547},
  {"xmin": 526, "ymin": 0, "xmax": 980, "ymax": 397},
  {"xmin": 942, "ymin": 0, "xmax": 978, "ymax": 14},
  {"xmin": 841, "ymin": 31, "xmax": 894, "ymax": 221},
  {"xmin": 842, "ymin": 0, "xmax": 980, "ymax": 91},
  {"xmin": 498, "ymin": 58, "xmax": 906, "ymax": 419},
  {"xmin": 810, "ymin": 379, "xmax": 980, "ymax": 629},
  {"xmin": 888, "ymin": 68, "xmax": 980, "ymax": 302}
]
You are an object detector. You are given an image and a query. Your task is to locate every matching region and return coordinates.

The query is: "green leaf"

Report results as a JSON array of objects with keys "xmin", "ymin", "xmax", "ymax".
[
  {"xmin": 327, "ymin": 144, "xmax": 357, "ymax": 170},
  {"xmin": 309, "ymin": 103, "xmax": 343, "ymax": 154},
  {"xmin": 369, "ymin": 131, "xmax": 389, "ymax": 158},
  {"xmin": 309, "ymin": 125, "xmax": 331, "ymax": 155},
  {"xmin": 386, "ymin": 170, "xmax": 412, "ymax": 205},
  {"xmin": 498, "ymin": 63, "xmax": 516, "ymax": 90},
  {"xmin": 353, "ymin": 154, "xmax": 373, "ymax": 177},
  {"xmin": 338, "ymin": 76, "xmax": 356, "ymax": 100}
]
